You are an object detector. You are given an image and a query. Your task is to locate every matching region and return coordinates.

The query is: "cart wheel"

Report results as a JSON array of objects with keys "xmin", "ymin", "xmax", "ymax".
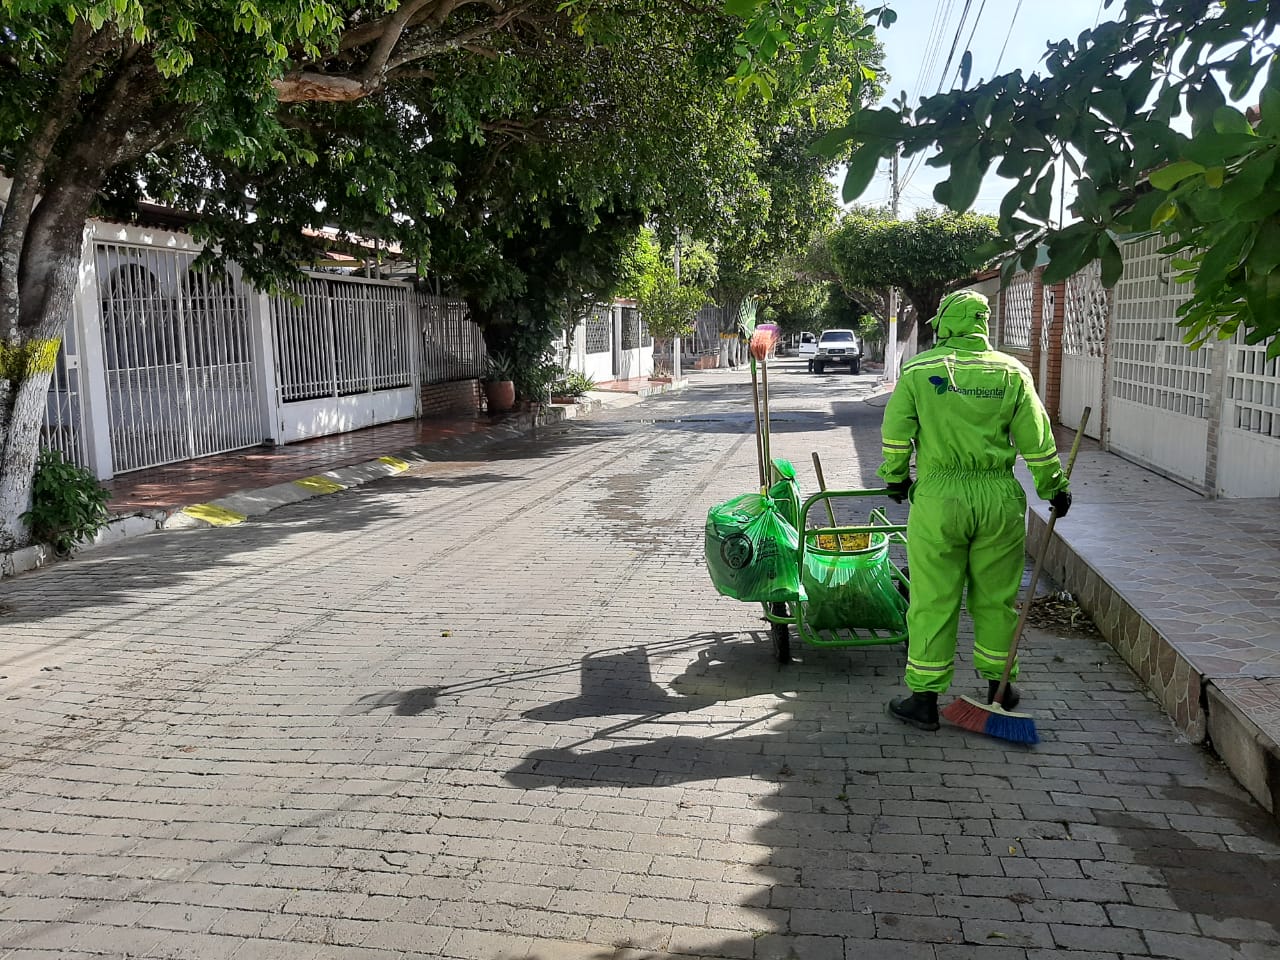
[{"xmin": 770, "ymin": 602, "xmax": 792, "ymax": 664}]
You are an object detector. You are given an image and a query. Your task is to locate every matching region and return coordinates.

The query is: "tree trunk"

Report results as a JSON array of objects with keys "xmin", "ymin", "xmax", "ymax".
[
  {"xmin": 0, "ymin": 52, "xmax": 150, "ymax": 549},
  {"xmin": 0, "ymin": 364, "xmax": 59, "ymax": 551}
]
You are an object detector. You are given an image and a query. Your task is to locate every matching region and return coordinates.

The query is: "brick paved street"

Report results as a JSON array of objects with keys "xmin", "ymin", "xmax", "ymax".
[{"xmin": 1, "ymin": 364, "xmax": 1277, "ymax": 960}]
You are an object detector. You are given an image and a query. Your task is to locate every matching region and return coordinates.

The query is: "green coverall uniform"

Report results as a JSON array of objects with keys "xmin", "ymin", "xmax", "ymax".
[{"xmin": 878, "ymin": 291, "xmax": 1068, "ymax": 697}]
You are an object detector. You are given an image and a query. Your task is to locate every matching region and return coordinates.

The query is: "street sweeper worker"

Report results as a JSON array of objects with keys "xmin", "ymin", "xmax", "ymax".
[{"xmin": 877, "ymin": 290, "xmax": 1071, "ymax": 731}]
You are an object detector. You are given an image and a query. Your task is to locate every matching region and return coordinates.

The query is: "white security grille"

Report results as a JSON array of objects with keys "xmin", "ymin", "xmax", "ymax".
[
  {"xmin": 272, "ymin": 274, "xmax": 414, "ymax": 403},
  {"xmin": 96, "ymin": 242, "xmax": 261, "ymax": 473},
  {"xmin": 1000, "ymin": 271, "xmax": 1034, "ymax": 349},
  {"xmin": 1063, "ymin": 261, "xmax": 1109, "ymax": 358},
  {"xmin": 1111, "ymin": 235, "xmax": 1210, "ymax": 419},
  {"xmin": 418, "ymin": 295, "xmax": 484, "ymax": 383},
  {"xmin": 621, "ymin": 307, "xmax": 642, "ymax": 350},
  {"xmin": 585, "ymin": 306, "xmax": 611, "ymax": 354},
  {"xmin": 1226, "ymin": 336, "xmax": 1280, "ymax": 438},
  {"xmin": 40, "ymin": 321, "xmax": 88, "ymax": 468}
]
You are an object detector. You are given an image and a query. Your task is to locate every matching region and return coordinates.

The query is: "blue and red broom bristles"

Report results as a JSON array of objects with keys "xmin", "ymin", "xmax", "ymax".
[{"xmin": 940, "ymin": 695, "xmax": 1039, "ymax": 745}]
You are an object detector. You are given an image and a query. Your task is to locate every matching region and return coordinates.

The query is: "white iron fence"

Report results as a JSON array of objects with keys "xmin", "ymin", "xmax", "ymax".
[
  {"xmin": 272, "ymin": 274, "xmax": 414, "ymax": 403},
  {"xmin": 39, "ymin": 332, "xmax": 88, "ymax": 468},
  {"xmin": 418, "ymin": 294, "xmax": 484, "ymax": 383},
  {"xmin": 96, "ymin": 241, "xmax": 262, "ymax": 473}
]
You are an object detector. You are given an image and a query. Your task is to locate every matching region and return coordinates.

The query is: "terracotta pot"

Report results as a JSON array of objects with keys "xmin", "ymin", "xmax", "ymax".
[{"xmin": 483, "ymin": 379, "xmax": 516, "ymax": 413}]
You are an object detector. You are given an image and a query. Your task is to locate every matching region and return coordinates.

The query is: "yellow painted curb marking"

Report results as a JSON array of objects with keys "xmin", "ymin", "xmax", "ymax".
[
  {"xmin": 182, "ymin": 504, "xmax": 247, "ymax": 527},
  {"xmin": 294, "ymin": 475, "xmax": 345, "ymax": 494},
  {"xmin": 379, "ymin": 456, "xmax": 411, "ymax": 472}
]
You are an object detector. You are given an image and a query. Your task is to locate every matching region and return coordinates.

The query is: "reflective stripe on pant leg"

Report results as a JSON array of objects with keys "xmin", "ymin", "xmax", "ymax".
[
  {"xmin": 965, "ymin": 481, "xmax": 1027, "ymax": 683},
  {"xmin": 903, "ymin": 490, "xmax": 971, "ymax": 694}
]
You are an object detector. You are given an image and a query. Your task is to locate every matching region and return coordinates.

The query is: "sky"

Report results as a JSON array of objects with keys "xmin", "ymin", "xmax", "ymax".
[{"xmin": 847, "ymin": 0, "xmax": 1118, "ymax": 217}]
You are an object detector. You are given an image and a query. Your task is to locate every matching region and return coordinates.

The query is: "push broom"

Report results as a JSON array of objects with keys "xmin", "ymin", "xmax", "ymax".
[{"xmin": 939, "ymin": 407, "xmax": 1091, "ymax": 745}]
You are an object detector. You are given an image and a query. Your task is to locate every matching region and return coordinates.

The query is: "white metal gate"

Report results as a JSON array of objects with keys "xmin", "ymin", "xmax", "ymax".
[
  {"xmin": 1107, "ymin": 234, "xmax": 1211, "ymax": 486},
  {"xmin": 1061, "ymin": 261, "xmax": 1108, "ymax": 439},
  {"xmin": 1217, "ymin": 331, "xmax": 1280, "ymax": 497},
  {"xmin": 40, "ymin": 319, "xmax": 89, "ymax": 468},
  {"xmin": 270, "ymin": 274, "xmax": 417, "ymax": 442},
  {"xmin": 96, "ymin": 242, "xmax": 262, "ymax": 473}
]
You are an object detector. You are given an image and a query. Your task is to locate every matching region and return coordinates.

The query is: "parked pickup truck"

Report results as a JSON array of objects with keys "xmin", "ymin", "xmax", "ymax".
[{"xmin": 812, "ymin": 328, "xmax": 862, "ymax": 375}]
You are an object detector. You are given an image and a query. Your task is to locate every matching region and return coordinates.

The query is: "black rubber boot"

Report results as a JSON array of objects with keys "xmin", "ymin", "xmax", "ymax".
[
  {"xmin": 988, "ymin": 681, "xmax": 1021, "ymax": 712},
  {"xmin": 888, "ymin": 691, "xmax": 939, "ymax": 731}
]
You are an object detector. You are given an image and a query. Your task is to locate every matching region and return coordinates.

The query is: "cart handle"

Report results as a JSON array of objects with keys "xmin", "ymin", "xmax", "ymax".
[{"xmin": 799, "ymin": 488, "xmax": 895, "ymax": 530}]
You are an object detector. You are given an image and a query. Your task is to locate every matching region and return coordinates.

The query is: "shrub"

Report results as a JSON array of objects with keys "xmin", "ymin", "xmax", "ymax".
[{"xmin": 21, "ymin": 450, "xmax": 111, "ymax": 556}]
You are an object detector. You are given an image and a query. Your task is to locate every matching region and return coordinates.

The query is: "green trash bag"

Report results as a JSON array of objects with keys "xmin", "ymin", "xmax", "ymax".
[
  {"xmin": 767, "ymin": 458, "xmax": 801, "ymax": 532},
  {"xmin": 704, "ymin": 493, "xmax": 801, "ymax": 603},
  {"xmin": 801, "ymin": 530, "xmax": 907, "ymax": 631}
]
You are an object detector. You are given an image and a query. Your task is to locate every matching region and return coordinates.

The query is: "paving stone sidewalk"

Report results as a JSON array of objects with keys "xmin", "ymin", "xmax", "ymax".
[{"xmin": 0, "ymin": 363, "xmax": 1276, "ymax": 960}]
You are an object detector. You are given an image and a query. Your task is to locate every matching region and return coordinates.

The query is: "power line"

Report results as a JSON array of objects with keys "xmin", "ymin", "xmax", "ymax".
[
  {"xmin": 951, "ymin": 0, "xmax": 991, "ymax": 88},
  {"xmin": 936, "ymin": 0, "xmax": 976, "ymax": 93},
  {"xmin": 910, "ymin": 0, "xmax": 952, "ymax": 102},
  {"xmin": 992, "ymin": 0, "xmax": 1025, "ymax": 75}
]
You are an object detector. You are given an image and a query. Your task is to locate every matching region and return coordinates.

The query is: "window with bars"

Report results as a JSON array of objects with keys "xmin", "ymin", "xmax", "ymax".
[
  {"xmin": 621, "ymin": 307, "xmax": 642, "ymax": 350},
  {"xmin": 585, "ymin": 306, "xmax": 611, "ymax": 354},
  {"xmin": 1063, "ymin": 261, "xmax": 1110, "ymax": 358},
  {"xmin": 1000, "ymin": 272, "xmax": 1034, "ymax": 349}
]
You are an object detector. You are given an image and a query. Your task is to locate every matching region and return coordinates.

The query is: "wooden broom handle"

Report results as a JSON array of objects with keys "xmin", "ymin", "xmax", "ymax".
[{"xmin": 995, "ymin": 407, "xmax": 1091, "ymax": 702}]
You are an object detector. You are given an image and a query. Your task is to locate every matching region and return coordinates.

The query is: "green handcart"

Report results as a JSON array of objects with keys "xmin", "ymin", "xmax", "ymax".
[{"xmin": 761, "ymin": 487, "xmax": 910, "ymax": 664}]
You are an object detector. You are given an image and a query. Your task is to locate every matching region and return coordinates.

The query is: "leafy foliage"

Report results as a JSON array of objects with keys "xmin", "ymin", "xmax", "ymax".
[
  {"xmin": 618, "ymin": 229, "xmax": 715, "ymax": 340},
  {"xmin": 825, "ymin": 207, "xmax": 999, "ymax": 346},
  {"xmin": 813, "ymin": 1, "xmax": 1280, "ymax": 357},
  {"xmin": 552, "ymin": 370, "xmax": 597, "ymax": 399},
  {"xmin": 20, "ymin": 450, "xmax": 110, "ymax": 556}
]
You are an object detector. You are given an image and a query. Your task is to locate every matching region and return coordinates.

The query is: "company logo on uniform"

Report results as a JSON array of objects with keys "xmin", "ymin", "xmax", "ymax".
[{"xmin": 928, "ymin": 375, "xmax": 1005, "ymax": 399}]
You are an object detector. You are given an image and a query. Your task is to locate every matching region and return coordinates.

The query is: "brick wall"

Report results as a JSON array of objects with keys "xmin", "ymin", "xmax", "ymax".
[{"xmin": 421, "ymin": 379, "xmax": 483, "ymax": 417}]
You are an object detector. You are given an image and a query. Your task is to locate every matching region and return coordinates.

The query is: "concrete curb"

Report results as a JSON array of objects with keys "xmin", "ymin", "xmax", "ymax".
[
  {"xmin": 1031, "ymin": 506, "xmax": 1279, "ymax": 824},
  {"xmin": 2, "ymin": 399, "xmax": 598, "ymax": 580}
]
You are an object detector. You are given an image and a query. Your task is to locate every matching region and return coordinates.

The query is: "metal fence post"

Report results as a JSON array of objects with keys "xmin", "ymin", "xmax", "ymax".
[
  {"xmin": 248, "ymin": 284, "xmax": 281, "ymax": 444},
  {"xmin": 75, "ymin": 225, "xmax": 115, "ymax": 481}
]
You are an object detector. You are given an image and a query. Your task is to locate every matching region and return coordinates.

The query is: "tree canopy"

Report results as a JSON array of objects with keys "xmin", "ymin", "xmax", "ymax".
[
  {"xmin": 811, "ymin": 0, "xmax": 1280, "ymax": 358},
  {"xmin": 0, "ymin": 0, "xmax": 885, "ymax": 547},
  {"xmin": 822, "ymin": 207, "xmax": 998, "ymax": 347}
]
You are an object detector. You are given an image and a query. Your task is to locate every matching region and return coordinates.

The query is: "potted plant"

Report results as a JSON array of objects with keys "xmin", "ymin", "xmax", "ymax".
[
  {"xmin": 551, "ymin": 371, "xmax": 596, "ymax": 404},
  {"xmin": 515, "ymin": 358, "xmax": 562, "ymax": 411},
  {"xmin": 482, "ymin": 352, "xmax": 517, "ymax": 413}
]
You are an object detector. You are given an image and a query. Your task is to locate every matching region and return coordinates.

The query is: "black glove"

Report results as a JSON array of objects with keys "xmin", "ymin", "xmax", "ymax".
[
  {"xmin": 886, "ymin": 478, "xmax": 913, "ymax": 504},
  {"xmin": 1050, "ymin": 489, "xmax": 1072, "ymax": 518}
]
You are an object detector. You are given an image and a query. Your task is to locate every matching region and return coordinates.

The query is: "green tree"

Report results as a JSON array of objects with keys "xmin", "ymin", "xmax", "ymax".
[
  {"xmin": 818, "ymin": 1, "xmax": 1280, "ymax": 358},
  {"xmin": 824, "ymin": 207, "xmax": 999, "ymax": 349},
  {"xmin": 618, "ymin": 229, "xmax": 716, "ymax": 341},
  {"xmin": 0, "ymin": 0, "xmax": 878, "ymax": 547}
]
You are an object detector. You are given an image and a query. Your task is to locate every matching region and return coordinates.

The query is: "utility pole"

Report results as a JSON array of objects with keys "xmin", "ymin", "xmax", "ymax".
[
  {"xmin": 886, "ymin": 150, "xmax": 900, "ymax": 384},
  {"xmin": 672, "ymin": 230, "xmax": 682, "ymax": 381}
]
